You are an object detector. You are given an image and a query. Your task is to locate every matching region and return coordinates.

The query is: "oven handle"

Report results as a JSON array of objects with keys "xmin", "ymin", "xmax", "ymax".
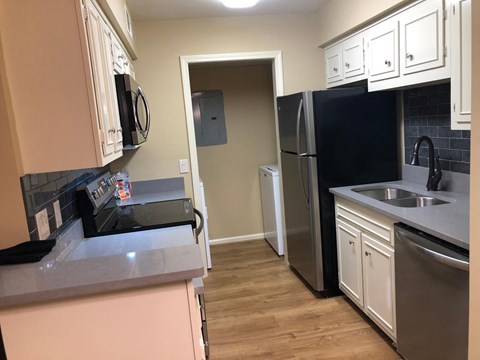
[
  {"xmin": 396, "ymin": 228, "xmax": 469, "ymax": 272},
  {"xmin": 193, "ymin": 208, "xmax": 204, "ymax": 236}
]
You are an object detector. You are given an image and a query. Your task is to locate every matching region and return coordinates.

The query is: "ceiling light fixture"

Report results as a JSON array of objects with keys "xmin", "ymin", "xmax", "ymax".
[{"xmin": 222, "ymin": 0, "xmax": 259, "ymax": 9}]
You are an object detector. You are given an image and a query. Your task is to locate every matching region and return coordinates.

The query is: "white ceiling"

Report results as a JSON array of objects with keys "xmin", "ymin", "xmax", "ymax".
[{"xmin": 126, "ymin": 0, "xmax": 329, "ymax": 21}]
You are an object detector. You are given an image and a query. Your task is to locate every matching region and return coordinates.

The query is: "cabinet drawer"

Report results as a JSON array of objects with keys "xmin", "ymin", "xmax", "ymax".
[{"xmin": 336, "ymin": 200, "xmax": 394, "ymax": 246}]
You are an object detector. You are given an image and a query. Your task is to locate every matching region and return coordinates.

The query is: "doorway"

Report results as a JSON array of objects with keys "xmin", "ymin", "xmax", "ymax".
[{"xmin": 180, "ymin": 52, "xmax": 285, "ymax": 270}]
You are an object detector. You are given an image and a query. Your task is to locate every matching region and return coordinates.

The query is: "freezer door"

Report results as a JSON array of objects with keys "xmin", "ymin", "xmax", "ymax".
[
  {"xmin": 277, "ymin": 92, "xmax": 316, "ymax": 155},
  {"xmin": 280, "ymin": 152, "xmax": 323, "ymax": 291}
]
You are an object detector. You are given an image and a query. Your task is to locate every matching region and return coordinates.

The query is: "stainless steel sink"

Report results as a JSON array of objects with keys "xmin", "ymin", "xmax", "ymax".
[
  {"xmin": 352, "ymin": 186, "xmax": 450, "ymax": 208},
  {"xmin": 352, "ymin": 187, "xmax": 419, "ymax": 200},
  {"xmin": 382, "ymin": 196, "xmax": 449, "ymax": 208}
]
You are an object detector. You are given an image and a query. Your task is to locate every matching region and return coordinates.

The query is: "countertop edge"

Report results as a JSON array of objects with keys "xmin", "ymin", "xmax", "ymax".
[{"xmin": 0, "ymin": 266, "xmax": 204, "ymax": 309}]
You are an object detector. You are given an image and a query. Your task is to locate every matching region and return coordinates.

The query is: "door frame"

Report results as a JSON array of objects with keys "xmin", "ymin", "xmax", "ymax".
[{"xmin": 179, "ymin": 51, "xmax": 285, "ymax": 270}]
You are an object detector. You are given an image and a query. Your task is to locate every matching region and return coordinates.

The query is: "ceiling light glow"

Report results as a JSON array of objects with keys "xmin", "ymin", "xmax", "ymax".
[{"xmin": 222, "ymin": 0, "xmax": 259, "ymax": 9}]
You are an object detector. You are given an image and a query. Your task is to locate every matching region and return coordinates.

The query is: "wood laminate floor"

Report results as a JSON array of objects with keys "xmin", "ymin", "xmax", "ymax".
[{"xmin": 203, "ymin": 239, "xmax": 402, "ymax": 360}]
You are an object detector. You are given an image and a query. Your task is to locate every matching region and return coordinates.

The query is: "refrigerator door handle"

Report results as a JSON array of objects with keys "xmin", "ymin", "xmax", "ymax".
[
  {"xmin": 295, "ymin": 99, "xmax": 307, "ymax": 156},
  {"xmin": 297, "ymin": 156, "xmax": 310, "ymax": 209},
  {"xmin": 295, "ymin": 98, "xmax": 310, "ymax": 208}
]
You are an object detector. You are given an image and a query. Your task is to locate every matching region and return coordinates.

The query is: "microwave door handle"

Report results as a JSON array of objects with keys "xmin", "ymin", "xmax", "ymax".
[{"xmin": 135, "ymin": 86, "xmax": 151, "ymax": 137}]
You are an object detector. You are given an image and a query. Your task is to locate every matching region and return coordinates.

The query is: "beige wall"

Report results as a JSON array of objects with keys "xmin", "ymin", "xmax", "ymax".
[
  {"xmin": 469, "ymin": 2, "xmax": 479, "ymax": 358},
  {"xmin": 317, "ymin": 0, "xmax": 410, "ymax": 46},
  {"xmin": 111, "ymin": 13, "xmax": 324, "ymax": 198},
  {"xmin": 0, "ymin": 40, "xmax": 29, "ymax": 246},
  {"xmin": 190, "ymin": 64, "xmax": 277, "ymax": 240}
]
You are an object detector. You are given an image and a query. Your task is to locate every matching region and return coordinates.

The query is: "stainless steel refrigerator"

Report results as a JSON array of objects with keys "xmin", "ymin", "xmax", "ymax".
[{"xmin": 278, "ymin": 88, "xmax": 398, "ymax": 296}]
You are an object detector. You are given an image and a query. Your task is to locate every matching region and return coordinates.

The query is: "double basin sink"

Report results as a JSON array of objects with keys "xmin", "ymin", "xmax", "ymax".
[{"xmin": 352, "ymin": 186, "xmax": 450, "ymax": 208}]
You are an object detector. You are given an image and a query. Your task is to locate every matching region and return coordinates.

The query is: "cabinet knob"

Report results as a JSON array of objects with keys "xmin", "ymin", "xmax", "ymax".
[
  {"xmin": 345, "ymin": 62, "xmax": 350, "ymax": 68},
  {"xmin": 348, "ymin": 240, "xmax": 354, "ymax": 245},
  {"xmin": 365, "ymin": 251, "xmax": 371, "ymax": 256},
  {"xmin": 406, "ymin": 53, "xmax": 413, "ymax": 60},
  {"xmin": 333, "ymin": 67, "xmax": 338, "ymax": 72},
  {"xmin": 385, "ymin": 60, "xmax": 391, "ymax": 67}
]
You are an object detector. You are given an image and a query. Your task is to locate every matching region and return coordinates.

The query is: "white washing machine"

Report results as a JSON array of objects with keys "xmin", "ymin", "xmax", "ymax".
[
  {"xmin": 199, "ymin": 178, "xmax": 212, "ymax": 269},
  {"xmin": 259, "ymin": 165, "xmax": 284, "ymax": 256}
]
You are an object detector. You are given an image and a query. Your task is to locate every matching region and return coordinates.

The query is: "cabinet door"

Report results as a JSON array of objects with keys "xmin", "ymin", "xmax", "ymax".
[
  {"xmin": 362, "ymin": 233, "xmax": 396, "ymax": 339},
  {"xmin": 85, "ymin": 1, "xmax": 117, "ymax": 158},
  {"xmin": 325, "ymin": 44, "xmax": 343, "ymax": 85},
  {"xmin": 111, "ymin": 35, "xmax": 125, "ymax": 74},
  {"xmin": 101, "ymin": 25, "xmax": 123, "ymax": 152},
  {"xmin": 451, "ymin": 0, "xmax": 471, "ymax": 130},
  {"xmin": 336, "ymin": 219, "xmax": 363, "ymax": 307},
  {"xmin": 400, "ymin": 0, "xmax": 445, "ymax": 75},
  {"xmin": 343, "ymin": 34, "xmax": 365, "ymax": 79},
  {"xmin": 368, "ymin": 18, "xmax": 399, "ymax": 82}
]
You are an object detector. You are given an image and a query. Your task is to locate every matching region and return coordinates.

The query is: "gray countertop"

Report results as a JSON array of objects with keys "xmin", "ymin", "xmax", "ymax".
[
  {"xmin": 0, "ymin": 221, "xmax": 204, "ymax": 308},
  {"xmin": 330, "ymin": 180, "xmax": 469, "ymax": 250}
]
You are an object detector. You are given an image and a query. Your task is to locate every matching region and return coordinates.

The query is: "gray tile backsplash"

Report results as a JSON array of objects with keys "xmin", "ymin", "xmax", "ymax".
[
  {"xmin": 404, "ymin": 83, "xmax": 470, "ymax": 174},
  {"xmin": 20, "ymin": 167, "xmax": 109, "ymax": 240}
]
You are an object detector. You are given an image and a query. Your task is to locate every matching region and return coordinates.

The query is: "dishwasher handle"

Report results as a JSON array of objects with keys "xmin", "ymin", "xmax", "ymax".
[{"xmin": 396, "ymin": 228, "xmax": 469, "ymax": 272}]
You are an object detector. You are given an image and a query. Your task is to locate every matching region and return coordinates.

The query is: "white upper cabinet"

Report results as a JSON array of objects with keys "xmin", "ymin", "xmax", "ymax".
[
  {"xmin": 325, "ymin": 44, "xmax": 343, "ymax": 85},
  {"xmin": 400, "ymin": 0, "xmax": 445, "ymax": 74},
  {"xmin": 450, "ymin": 0, "xmax": 471, "ymax": 130},
  {"xmin": 343, "ymin": 34, "xmax": 365, "ymax": 79},
  {"xmin": 367, "ymin": 17, "xmax": 399, "ymax": 82},
  {"xmin": 367, "ymin": 0, "xmax": 449, "ymax": 91},
  {"xmin": 111, "ymin": 32, "xmax": 135, "ymax": 77},
  {"xmin": 85, "ymin": 0, "xmax": 121, "ymax": 160},
  {"xmin": 0, "ymin": 0, "xmax": 127, "ymax": 174},
  {"xmin": 325, "ymin": 32, "xmax": 366, "ymax": 88}
]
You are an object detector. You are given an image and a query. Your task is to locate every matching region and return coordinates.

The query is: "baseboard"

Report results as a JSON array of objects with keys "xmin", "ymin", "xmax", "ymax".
[{"xmin": 209, "ymin": 233, "xmax": 265, "ymax": 245}]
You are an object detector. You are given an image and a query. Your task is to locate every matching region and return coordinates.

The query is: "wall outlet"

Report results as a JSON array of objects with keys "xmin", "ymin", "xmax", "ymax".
[
  {"xmin": 179, "ymin": 159, "xmax": 189, "ymax": 174},
  {"xmin": 35, "ymin": 208, "xmax": 50, "ymax": 240},
  {"xmin": 53, "ymin": 200, "xmax": 63, "ymax": 228}
]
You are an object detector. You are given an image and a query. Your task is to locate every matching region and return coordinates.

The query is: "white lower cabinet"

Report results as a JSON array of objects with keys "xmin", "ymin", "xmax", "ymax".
[
  {"xmin": 362, "ymin": 232, "xmax": 396, "ymax": 338},
  {"xmin": 335, "ymin": 197, "xmax": 396, "ymax": 340},
  {"xmin": 336, "ymin": 219, "xmax": 363, "ymax": 307}
]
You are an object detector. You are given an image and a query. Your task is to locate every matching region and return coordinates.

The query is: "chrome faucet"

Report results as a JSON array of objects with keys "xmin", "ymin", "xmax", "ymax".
[{"xmin": 410, "ymin": 136, "xmax": 442, "ymax": 191}]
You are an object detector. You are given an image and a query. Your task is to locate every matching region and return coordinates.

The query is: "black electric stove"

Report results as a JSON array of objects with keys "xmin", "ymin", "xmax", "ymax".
[{"xmin": 77, "ymin": 172, "xmax": 196, "ymax": 238}]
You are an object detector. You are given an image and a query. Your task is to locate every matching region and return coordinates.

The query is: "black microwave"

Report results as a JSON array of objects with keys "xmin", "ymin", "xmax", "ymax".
[{"xmin": 115, "ymin": 74, "xmax": 150, "ymax": 147}]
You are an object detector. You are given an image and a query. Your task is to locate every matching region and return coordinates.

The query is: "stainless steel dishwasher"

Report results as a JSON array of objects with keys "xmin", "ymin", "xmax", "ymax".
[{"xmin": 394, "ymin": 223, "xmax": 469, "ymax": 360}]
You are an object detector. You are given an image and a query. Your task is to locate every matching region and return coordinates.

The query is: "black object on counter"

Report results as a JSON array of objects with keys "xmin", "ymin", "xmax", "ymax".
[{"xmin": 0, "ymin": 240, "xmax": 56, "ymax": 265}]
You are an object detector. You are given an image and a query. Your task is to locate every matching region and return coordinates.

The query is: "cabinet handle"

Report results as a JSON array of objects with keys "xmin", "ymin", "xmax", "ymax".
[
  {"xmin": 333, "ymin": 67, "xmax": 338, "ymax": 72},
  {"xmin": 345, "ymin": 62, "xmax": 350, "ymax": 68},
  {"xmin": 348, "ymin": 240, "xmax": 354, "ymax": 245},
  {"xmin": 406, "ymin": 53, "xmax": 413, "ymax": 60},
  {"xmin": 384, "ymin": 60, "xmax": 391, "ymax": 67},
  {"xmin": 365, "ymin": 251, "xmax": 371, "ymax": 256}
]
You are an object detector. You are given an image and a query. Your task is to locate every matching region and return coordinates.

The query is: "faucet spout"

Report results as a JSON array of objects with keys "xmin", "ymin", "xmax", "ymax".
[{"xmin": 410, "ymin": 136, "xmax": 442, "ymax": 191}]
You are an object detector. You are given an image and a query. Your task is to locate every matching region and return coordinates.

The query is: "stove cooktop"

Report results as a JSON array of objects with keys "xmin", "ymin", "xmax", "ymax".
[{"xmin": 99, "ymin": 198, "xmax": 196, "ymax": 235}]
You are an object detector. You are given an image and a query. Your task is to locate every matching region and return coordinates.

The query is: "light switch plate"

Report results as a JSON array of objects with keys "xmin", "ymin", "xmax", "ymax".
[
  {"xmin": 179, "ymin": 159, "xmax": 189, "ymax": 174},
  {"xmin": 53, "ymin": 200, "xmax": 63, "ymax": 228},
  {"xmin": 35, "ymin": 208, "xmax": 50, "ymax": 240}
]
